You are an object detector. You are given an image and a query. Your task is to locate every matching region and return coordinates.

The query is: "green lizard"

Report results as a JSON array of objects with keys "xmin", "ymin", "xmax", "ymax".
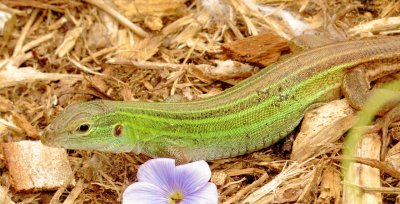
[{"xmin": 41, "ymin": 36, "xmax": 400, "ymax": 162}]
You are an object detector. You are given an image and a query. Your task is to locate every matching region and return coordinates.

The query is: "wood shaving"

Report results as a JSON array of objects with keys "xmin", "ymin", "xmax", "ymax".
[{"xmin": 0, "ymin": 0, "xmax": 399, "ymax": 203}]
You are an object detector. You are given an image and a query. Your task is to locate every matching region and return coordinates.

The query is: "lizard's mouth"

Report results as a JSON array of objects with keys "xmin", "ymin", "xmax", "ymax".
[{"xmin": 40, "ymin": 124, "xmax": 69, "ymax": 148}]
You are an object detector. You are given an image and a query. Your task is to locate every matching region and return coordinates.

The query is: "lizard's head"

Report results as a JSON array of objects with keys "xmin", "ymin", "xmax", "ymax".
[{"xmin": 41, "ymin": 100, "xmax": 142, "ymax": 153}]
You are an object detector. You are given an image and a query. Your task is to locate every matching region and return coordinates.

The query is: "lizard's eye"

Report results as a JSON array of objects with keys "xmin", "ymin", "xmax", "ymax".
[{"xmin": 76, "ymin": 124, "xmax": 90, "ymax": 133}]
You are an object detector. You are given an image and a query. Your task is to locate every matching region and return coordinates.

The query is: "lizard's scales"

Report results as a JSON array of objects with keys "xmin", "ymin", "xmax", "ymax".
[{"xmin": 42, "ymin": 36, "xmax": 400, "ymax": 161}]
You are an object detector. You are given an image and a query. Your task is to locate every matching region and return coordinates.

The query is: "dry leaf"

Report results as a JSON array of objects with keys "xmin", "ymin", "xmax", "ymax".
[{"xmin": 55, "ymin": 27, "xmax": 84, "ymax": 57}]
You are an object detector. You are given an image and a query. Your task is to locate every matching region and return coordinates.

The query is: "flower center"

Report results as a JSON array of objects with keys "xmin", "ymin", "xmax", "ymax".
[{"xmin": 169, "ymin": 191, "xmax": 184, "ymax": 204}]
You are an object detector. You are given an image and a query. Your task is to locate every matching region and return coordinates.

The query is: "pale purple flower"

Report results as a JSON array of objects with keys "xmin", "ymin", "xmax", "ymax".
[{"xmin": 123, "ymin": 158, "xmax": 218, "ymax": 204}]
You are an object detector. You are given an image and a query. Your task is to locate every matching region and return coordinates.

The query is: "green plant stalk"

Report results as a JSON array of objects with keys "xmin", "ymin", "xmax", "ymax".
[{"xmin": 342, "ymin": 79, "xmax": 400, "ymax": 204}]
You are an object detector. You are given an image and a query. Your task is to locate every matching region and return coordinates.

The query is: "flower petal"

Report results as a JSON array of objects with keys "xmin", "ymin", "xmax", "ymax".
[
  {"xmin": 181, "ymin": 183, "xmax": 218, "ymax": 204},
  {"xmin": 123, "ymin": 182, "xmax": 169, "ymax": 204},
  {"xmin": 137, "ymin": 158, "xmax": 176, "ymax": 193},
  {"xmin": 175, "ymin": 160, "xmax": 212, "ymax": 195}
]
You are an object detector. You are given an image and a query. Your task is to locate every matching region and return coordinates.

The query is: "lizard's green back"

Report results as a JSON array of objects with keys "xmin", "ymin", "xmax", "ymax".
[{"xmin": 42, "ymin": 36, "xmax": 400, "ymax": 161}]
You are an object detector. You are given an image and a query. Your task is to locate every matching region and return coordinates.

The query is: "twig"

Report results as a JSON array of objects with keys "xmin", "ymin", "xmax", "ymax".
[
  {"xmin": 21, "ymin": 31, "xmax": 55, "ymax": 53},
  {"xmin": 0, "ymin": 118, "xmax": 23, "ymax": 135},
  {"xmin": 335, "ymin": 156, "xmax": 400, "ymax": 180},
  {"xmin": 107, "ymin": 59, "xmax": 182, "ymax": 70},
  {"xmin": 0, "ymin": 3, "xmax": 26, "ymax": 16},
  {"xmin": 81, "ymin": 46, "xmax": 119, "ymax": 63},
  {"xmin": 68, "ymin": 57, "xmax": 103, "ymax": 76},
  {"xmin": 223, "ymin": 173, "xmax": 269, "ymax": 204},
  {"xmin": 84, "ymin": 0, "xmax": 148, "ymax": 38},
  {"xmin": 12, "ymin": 9, "xmax": 38, "ymax": 57}
]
